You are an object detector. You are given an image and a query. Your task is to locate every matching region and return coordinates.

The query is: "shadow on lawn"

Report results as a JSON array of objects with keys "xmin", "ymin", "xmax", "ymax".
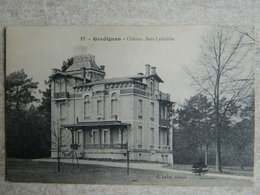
[{"xmin": 166, "ymin": 164, "xmax": 253, "ymax": 177}]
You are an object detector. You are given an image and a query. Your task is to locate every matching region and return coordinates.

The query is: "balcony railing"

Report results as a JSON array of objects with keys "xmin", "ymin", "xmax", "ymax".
[
  {"xmin": 157, "ymin": 91, "xmax": 170, "ymax": 101},
  {"xmin": 54, "ymin": 92, "xmax": 69, "ymax": 99},
  {"xmin": 159, "ymin": 145, "xmax": 171, "ymax": 151},
  {"xmin": 159, "ymin": 119, "xmax": 170, "ymax": 127},
  {"xmin": 84, "ymin": 144, "xmax": 127, "ymax": 149}
]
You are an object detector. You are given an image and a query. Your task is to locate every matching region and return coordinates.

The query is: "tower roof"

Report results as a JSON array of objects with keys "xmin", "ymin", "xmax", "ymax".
[{"xmin": 66, "ymin": 45, "xmax": 102, "ymax": 72}]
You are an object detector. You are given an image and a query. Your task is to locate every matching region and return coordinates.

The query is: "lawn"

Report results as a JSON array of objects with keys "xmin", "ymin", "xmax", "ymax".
[
  {"xmin": 166, "ymin": 164, "xmax": 253, "ymax": 177},
  {"xmin": 6, "ymin": 159, "xmax": 253, "ymax": 187}
]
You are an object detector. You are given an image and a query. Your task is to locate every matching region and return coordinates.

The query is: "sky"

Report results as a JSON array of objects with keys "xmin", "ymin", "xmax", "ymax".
[{"xmin": 6, "ymin": 26, "xmax": 209, "ymax": 105}]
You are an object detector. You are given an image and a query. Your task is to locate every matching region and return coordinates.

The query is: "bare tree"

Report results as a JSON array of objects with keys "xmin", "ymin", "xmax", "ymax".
[
  {"xmin": 51, "ymin": 121, "xmax": 70, "ymax": 172},
  {"xmin": 185, "ymin": 26, "xmax": 254, "ymax": 172}
]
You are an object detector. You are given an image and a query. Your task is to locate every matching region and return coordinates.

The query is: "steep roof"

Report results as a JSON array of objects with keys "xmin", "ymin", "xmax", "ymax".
[
  {"xmin": 66, "ymin": 61, "xmax": 101, "ymax": 72},
  {"xmin": 49, "ymin": 71, "xmax": 84, "ymax": 80},
  {"xmin": 66, "ymin": 54, "xmax": 101, "ymax": 72},
  {"xmin": 77, "ymin": 73, "xmax": 163, "ymax": 87}
]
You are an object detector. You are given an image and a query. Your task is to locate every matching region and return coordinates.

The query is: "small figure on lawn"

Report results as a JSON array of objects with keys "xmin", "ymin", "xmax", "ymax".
[{"xmin": 192, "ymin": 158, "xmax": 209, "ymax": 176}]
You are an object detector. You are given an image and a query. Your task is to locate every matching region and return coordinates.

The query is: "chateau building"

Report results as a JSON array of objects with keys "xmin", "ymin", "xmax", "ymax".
[{"xmin": 49, "ymin": 46, "xmax": 174, "ymax": 164}]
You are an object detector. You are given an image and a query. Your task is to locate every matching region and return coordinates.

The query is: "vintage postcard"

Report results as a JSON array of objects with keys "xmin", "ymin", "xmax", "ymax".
[{"xmin": 5, "ymin": 26, "xmax": 255, "ymax": 186}]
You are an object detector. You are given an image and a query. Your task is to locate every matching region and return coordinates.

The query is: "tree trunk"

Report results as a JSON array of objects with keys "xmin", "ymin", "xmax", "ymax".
[
  {"xmin": 205, "ymin": 144, "xmax": 208, "ymax": 166},
  {"xmin": 216, "ymin": 136, "xmax": 222, "ymax": 172},
  {"xmin": 215, "ymin": 107, "xmax": 222, "ymax": 172},
  {"xmin": 57, "ymin": 139, "xmax": 60, "ymax": 172},
  {"xmin": 215, "ymin": 72, "xmax": 222, "ymax": 172}
]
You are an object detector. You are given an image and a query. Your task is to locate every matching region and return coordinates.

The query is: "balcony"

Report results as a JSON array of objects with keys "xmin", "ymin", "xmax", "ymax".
[
  {"xmin": 157, "ymin": 91, "xmax": 170, "ymax": 101},
  {"xmin": 84, "ymin": 144, "xmax": 127, "ymax": 149},
  {"xmin": 159, "ymin": 145, "xmax": 171, "ymax": 151},
  {"xmin": 159, "ymin": 119, "xmax": 170, "ymax": 127},
  {"xmin": 54, "ymin": 92, "xmax": 69, "ymax": 99}
]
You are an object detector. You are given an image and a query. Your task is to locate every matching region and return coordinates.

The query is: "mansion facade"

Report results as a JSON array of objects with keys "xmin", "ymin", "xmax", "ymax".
[{"xmin": 50, "ymin": 46, "xmax": 174, "ymax": 164}]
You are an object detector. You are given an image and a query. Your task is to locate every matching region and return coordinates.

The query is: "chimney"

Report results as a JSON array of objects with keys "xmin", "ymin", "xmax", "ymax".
[
  {"xmin": 145, "ymin": 64, "xmax": 151, "ymax": 75},
  {"xmin": 52, "ymin": 68, "xmax": 59, "ymax": 74},
  {"xmin": 151, "ymin": 66, "xmax": 156, "ymax": 74},
  {"xmin": 100, "ymin": 65, "xmax": 105, "ymax": 71}
]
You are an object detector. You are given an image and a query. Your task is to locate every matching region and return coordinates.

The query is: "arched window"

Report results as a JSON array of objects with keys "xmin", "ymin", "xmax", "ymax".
[
  {"xmin": 111, "ymin": 93, "xmax": 118, "ymax": 116},
  {"xmin": 84, "ymin": 95, "xmax": 91, "ymax": 117}
]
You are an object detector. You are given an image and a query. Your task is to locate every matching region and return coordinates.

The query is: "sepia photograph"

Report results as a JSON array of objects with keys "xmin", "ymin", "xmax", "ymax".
[{"xmin": 5, "ymin": 26, "xmax": 255, "ymax": 186}]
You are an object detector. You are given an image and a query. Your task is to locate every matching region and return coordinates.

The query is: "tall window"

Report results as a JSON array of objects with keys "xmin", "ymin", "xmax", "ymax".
[
  {"xmin": 150, "ymin": 102, "xmax": 154, "ymax": 119},
  {"xmin": 77, "ymin": 131, "xmax": 81, "ymax": 144},
  {"xmin": 150, "ymin": 128, "xmax": 154, "ymax": 146},
  {"xmin": 58, "ymin": 78, "xmax": 65, "ymax": 93},
  {"xmin": 103, "ymin": 130, "xmax": 109, "ymax": 144},
  {"xmin": 97, "ymin": 100, "xmax": 102, "ymax": 115},
  {"xmin": 60, "ymin": 103, "xmax": 66, "ymax": 118},
  {"xmin": 159, "ymin": 130, "xmax": 163, "ymax": 145},
  {"xmin": 160, "ymin": 106, "xmax": 165, "ymax": 119},
  {"xmin": 165, "ymin": 106, "xmax": 168, "ymax": 119},
  {"xmin": 93, "ymin": 130, "xmax": 99, "ymax": 144},
  {"xmin": 159, "ymin": 130, "xmax": 167, "ymax": 146},
  {"xmin": 111, "ymin": 93, "xmax": 118, "ymax": 116},
  {"xmin": 138, "ymin": 99, "xmax": 143, "ymax": 116},
  {"xmin": 122, "ymin": 130, "xmax": 127, "ymax": 144},
  {"xmin": 138, "ymin": 126, "xmax": 143, "ymax": 148},
  {"xmin": 84, "ymin": 95, "xmax": 91, "ymax": 117}
]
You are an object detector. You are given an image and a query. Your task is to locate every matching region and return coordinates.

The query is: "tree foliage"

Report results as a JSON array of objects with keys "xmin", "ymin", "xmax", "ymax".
[
  {"xmin": 174, "ymin": 94, "xmax": 213, "ymax": 164},
  {"xmin": 6, "ymin": 69, "xmax": 39, "ymax": 110},
  {"xmin": 6, "ymin": 70, "xmax": 50, "ymax": 158},
  {"xmin": 61, "ymin": 57, "xmax": 74, "ymax": 72},
  {"xmin": 185, "ymin": 26, "xmax": 254, "ymax": 171},
  {"xmin": 221, "ymin": 97, "xmax": 254, "ymax": 167},
  {"xmin": 174, "ymin": 93, "xmax": 254, "ymax": 167},
  {"xmin": 38, "ymin": 81, "xmax": 51, "ymax": 113}
]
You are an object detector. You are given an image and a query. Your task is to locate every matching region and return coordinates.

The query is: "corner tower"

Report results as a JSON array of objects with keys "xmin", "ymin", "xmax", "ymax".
[{"xmin": 66, "ymin": 45, "xmax": 106, "ymax": 82}]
